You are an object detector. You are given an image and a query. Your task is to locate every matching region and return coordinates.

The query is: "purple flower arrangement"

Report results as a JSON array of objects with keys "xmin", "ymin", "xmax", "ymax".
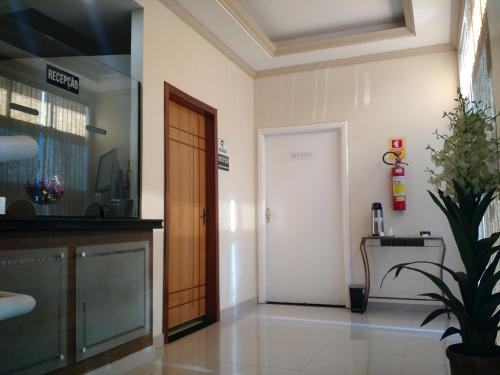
[{"xmin": 26, "ymin": 175, "xmax": 64, "ymax": 204}]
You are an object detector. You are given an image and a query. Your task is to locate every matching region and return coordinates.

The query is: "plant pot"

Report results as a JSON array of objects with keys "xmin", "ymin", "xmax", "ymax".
[{"xmin": 446, "ymin": 344, "xmax": 500, "ymax": 375}]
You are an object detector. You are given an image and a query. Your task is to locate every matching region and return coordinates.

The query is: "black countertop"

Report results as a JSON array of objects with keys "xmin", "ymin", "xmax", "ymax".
[{"xmin": 0, "ymin": 217, "xmax": 163, "ymax": 231}]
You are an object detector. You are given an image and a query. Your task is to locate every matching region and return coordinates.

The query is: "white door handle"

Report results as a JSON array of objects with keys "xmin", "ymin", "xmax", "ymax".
[{"xmin": 266, "ymin": 207, "xmax": 276, "ymax": 223}]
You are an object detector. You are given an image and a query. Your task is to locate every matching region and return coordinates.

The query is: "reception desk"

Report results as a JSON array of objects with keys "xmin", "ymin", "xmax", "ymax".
[{"xmin": 0, "ymin": 218, "xmax": 162, "ymax": 374}]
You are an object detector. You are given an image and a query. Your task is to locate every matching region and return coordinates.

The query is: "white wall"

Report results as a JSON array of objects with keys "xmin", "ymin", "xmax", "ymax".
[
  {"xmin": 133, "ymin": 0, "xmax": 256, "ymax": 337},
  {"xmin": 255, "ymin": 52, "xmax": 461, "ymax": 299},
  {"xmin": 133, "ymin": 0, "xmax": 461, "ymax": 338}
]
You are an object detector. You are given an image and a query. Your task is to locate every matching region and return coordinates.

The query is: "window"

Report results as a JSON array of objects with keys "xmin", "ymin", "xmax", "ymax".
[
  {"xmin": 51, "ymin": 95, "xmax": 88, "ymax": 137},
  {"xmin": 0, "ymin": 75, "xmax": 89, "ymax": 215},
  {"xmin": 458, "ymin": 0, "xmax": 489, "ymax": 98},
  {"xmin": 6, "ymin": 79, "xmax": 88, "ymax": 136},
  {"xmin": 458, "ymin": 0, "xmax": 498, "ymax": 239},
  {"xmin": 458, "ymin": 1, "xmax": 500, "ymax": 337},
  {"xmin": 0, "ymin": 77, "xmax": 7, "ymax": 116}
]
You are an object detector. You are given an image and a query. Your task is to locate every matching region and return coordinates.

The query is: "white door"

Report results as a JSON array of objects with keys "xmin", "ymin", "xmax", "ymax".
[{"xmin": 265, "ymin": 129, "xmax": 345, "ymax": 305}]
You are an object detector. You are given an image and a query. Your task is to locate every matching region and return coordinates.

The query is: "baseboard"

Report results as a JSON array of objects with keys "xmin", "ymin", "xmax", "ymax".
[
  {"xmin": 153, "ymin": 334, "xmax": 165, "ymax": 349},
  {"xmin": 167, "ymin": 320, "xmax": 212, "ymax": 342},
  {"xmin": 267, "ymin": 301, "xmax": 346, "ymax": 309},
  {"xmin": 368, "ymin": 300, "xmax": 440, "ymax": 313},
  {"xmin": 220, "ymin": 297, "xmax": 258, "ymax": 320}
]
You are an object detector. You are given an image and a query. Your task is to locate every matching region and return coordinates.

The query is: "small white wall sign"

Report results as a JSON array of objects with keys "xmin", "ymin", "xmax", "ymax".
[
  {"xmin": 218, "ymin": 138, "xmax": 228, "ymax": 155},
  {"xmin": 218, "ymin": 138, "xmax": 229, "ymax": 171}
]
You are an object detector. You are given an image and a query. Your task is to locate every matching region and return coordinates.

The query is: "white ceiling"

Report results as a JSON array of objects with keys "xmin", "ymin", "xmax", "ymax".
[
  {"xmin": 237, "ymin": 0, "xmax": 403, "ymax": 42},
  {"xmin": 174, "ymin": 0, "xmax": 453, "ymax": 72}
]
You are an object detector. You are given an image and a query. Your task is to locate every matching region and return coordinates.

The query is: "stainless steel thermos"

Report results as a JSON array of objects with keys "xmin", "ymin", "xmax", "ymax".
[{"xmin": 371, "ymin": 202, "xmax": 384, "ymax": 236}]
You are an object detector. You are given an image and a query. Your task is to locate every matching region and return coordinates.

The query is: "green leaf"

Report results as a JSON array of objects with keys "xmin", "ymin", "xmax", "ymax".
[
  {"xmin": 491, "ymin": 309, "xmax": 500, "ymax": 326},
  {"xmin": 441, "ymin": 327, "xmax": 461, "ymax": 340},
  {"xmin": 393, "ymin": 266, "xmax": 463, "ymax": 309},
  {"xmin": 429, "ymin": 190, "xmax": 478, "ymax": 279},
  {"xmin": 475, "ymin": 271, "xmax": 500, "ymax": 313},
  {"xmin": 452, "ymin": 180, "xmax": 474, "ymax": 218},
  {"xmin": 382, "ymin": 261, "xmax": 459, "ymax": 285},
  {"xmin": 471, "ymin": 190, "xmax": 496, "ymax": 233},
  {"xmin": 383, "ymin": 264, "xmax": 461, "ymax": 308},
  {"xmin": 421, "ymin": 308, "xmax": 453, "ymax": 326},
  {"xmin": 478, "ymin": 232, "xmax": 500, "ymax": 251},
  {"xmin": 428, "ymin": 190, "xmax": 450, "ymax": 218},
  {"xmin": 479, "ymin": 250, "xmax": 500, "ymax": 286},
  {"xmin": 455, "ymin": 272, "xmax": 475, "ymax": 310},
  {"xmin": 477, "ymin": 293, "xmax": 500, "ymax": 324},
  {"xmin": 477, "ymin": 245, "xmax": 500, "ymax": 273},
  {"xmin": 447, "ymin": 222, "xmax": 477, "ymax": 280},
  {"xmin": 420, "ymin": 293, "xmax": 472, "ymax": 327}
]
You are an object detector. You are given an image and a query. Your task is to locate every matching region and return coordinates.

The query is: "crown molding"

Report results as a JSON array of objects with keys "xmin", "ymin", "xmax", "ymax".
[
  {"xmin": 215, "ymin": 0, "xmax": 416, "ymax": 57},
  {"xmin": 402, "ymin": 0, "xmax": 416, "ymax": 35},
  {"xmin": 159, "ymin": 0, "xmax": 256, "ymax": 77},
  {"xmin": 274, "ymin": 26, "xmax": 413, "ymax": 56},
  {"xmin": 216, "ymin": 0, "xmax": 275, "ymax": 56},
  {"xmin": 255, "ymin": 43, "xmax": 454, "ymax": 78}
]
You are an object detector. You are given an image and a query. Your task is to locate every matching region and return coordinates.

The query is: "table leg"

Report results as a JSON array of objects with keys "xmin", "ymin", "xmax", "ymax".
[{"xmin": 360, "ymin": 238, "xmax": 370, "ymax": 311}]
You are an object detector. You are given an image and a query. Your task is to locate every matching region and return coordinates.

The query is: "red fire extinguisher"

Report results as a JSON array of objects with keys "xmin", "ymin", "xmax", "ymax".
[{"xmin": 383, "ymin": 151, "xmax": 407, "ymax": 211}]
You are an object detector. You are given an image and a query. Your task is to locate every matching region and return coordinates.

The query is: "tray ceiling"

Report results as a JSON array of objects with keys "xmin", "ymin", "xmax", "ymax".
[
  {"xmin": 161, "ymin": 0, "xmax": 457, "ymax": 76},
  {"xmin": 237, "ymin": 0, "xmax": 405, "ymax": 42}
]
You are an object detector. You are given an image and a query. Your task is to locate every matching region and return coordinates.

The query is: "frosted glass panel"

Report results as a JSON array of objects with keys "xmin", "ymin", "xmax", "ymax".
[
  {"xmin": 0, "ymin": 247, "xmax": 68, "ymax": 374},
  {"xmin": 76, "ymin": 241, "xmax": 149, "ymax": 361}
]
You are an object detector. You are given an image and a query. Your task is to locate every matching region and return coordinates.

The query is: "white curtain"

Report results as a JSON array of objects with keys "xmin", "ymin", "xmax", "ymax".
[
  {"xmin": 0, "ymin": 75, "xmax": 89, "ymax": 216},
  {"xmin": 458, "ymin": 0, "xmax": 500, "ymax": 343},
  {"xmin": 458, "ymin": 0, "xmax": 499, "ymax": 239}
]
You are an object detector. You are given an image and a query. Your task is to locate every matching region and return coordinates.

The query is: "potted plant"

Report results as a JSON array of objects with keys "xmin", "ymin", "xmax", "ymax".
[{"xmin": 383, "ymin": 89, "xmax": 500, "ymax": 375}]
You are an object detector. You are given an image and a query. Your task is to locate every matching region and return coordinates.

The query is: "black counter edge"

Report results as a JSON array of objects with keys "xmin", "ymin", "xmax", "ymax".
[{"xmin": 0, "ymin": 218, "xmax": 163, "ymax": 231}]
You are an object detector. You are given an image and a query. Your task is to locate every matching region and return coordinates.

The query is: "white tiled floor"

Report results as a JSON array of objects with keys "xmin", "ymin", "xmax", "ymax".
[{"xmin": 126, "ymin": 304, "xmax": 459, "ymax": 375}]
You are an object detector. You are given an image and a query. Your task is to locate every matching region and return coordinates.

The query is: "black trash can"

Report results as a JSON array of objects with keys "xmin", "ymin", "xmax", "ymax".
[{"xmin": 349, "ymin": 284, "xmax": 366, "ymax": 313}]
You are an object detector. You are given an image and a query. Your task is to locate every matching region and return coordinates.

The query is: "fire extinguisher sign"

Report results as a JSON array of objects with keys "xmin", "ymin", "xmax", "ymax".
[{"xmin": 388, "ymin": 138, "xmax": 406, "ymax": 161}]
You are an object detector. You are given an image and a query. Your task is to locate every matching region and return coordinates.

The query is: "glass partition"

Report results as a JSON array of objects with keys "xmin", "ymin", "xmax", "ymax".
[{"xmin": 0, "ymin": 14, "xmax": 139, "ymax": 218}]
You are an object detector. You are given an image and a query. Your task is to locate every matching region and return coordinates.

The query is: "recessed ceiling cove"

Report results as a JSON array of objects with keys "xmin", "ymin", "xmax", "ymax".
[
  {"xmin": 237, "ymin": 0, "xmax": 405, "ymax": 43},
  {"xmin": 166, "ymin": 0, "xmax": 456, "ymax": 74}
]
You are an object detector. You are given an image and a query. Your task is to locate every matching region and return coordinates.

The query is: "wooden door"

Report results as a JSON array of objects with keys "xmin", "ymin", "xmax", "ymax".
[{"xmin": 167, "ymin": 100, "xmax": 207, "ymax": 329}]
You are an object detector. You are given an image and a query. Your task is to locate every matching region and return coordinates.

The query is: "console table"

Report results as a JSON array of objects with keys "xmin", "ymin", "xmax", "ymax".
[{"xmin": 359, "ymin": 236, "xmax": 446, "ymax": 309}]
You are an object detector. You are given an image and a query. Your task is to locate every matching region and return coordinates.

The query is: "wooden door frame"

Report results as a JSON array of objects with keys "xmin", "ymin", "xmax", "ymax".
[{"xmin": 163, "ymin": 82, "xmax": 219, "ymax": 343}]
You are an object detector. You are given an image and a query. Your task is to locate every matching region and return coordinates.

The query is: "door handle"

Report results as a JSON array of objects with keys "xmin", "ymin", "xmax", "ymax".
[
  {"xmin": 201, "ymin": 208, "xmax": 207, "ymax": 225},
  {"xmin": 266, "ymin": 207, "xmax": 272, "ymax": 223}
]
